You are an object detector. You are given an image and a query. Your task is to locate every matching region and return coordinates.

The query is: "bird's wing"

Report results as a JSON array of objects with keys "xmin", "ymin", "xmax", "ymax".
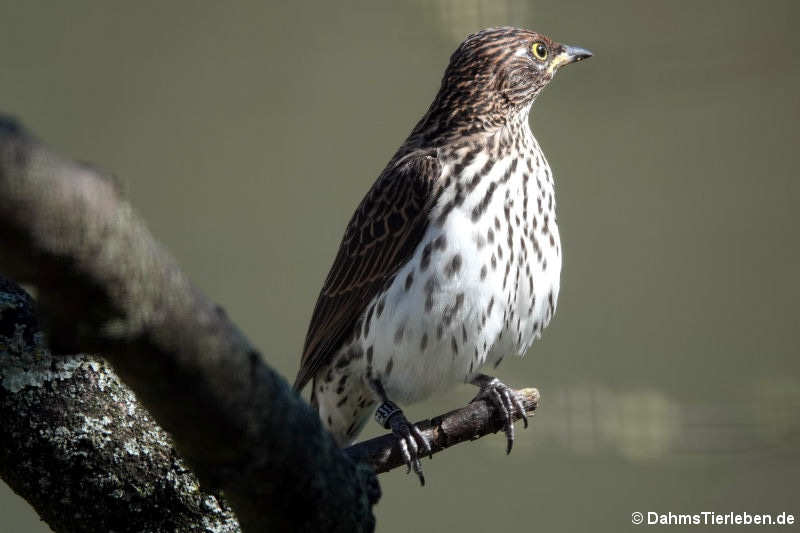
[{"xmin": 294, "ymin": 153, "xmax": 442, "ymax": 391}]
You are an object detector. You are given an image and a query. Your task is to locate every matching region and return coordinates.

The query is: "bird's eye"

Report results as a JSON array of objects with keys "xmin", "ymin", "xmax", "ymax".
[{"xmin": 532, "ymin": 42, "xmax": 548, "ymax": 61}]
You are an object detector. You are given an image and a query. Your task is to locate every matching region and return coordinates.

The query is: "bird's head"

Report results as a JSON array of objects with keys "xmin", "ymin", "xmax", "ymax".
[{"xmin": 422, "ymin": 27, "xmax": 591, "ymax": 135}]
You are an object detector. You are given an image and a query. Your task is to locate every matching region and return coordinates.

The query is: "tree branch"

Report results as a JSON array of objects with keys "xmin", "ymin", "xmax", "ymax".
[
  {"xmin": 0, "ymin": 116, "xmax": 378, "ymax": 532},
  {"xmin": 346, "ymin": 388, "xmax": 540, "ymax": 474},
  {"xmin": 0, "ymin": 277, "xmax": 241, "ymax": 532}
]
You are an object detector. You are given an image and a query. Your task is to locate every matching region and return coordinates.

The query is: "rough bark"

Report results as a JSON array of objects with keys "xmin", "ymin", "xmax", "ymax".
[
  {"xmin": 0, "ymin": 116, "xmax": 379, "ymax": 533},
  {"xmin": 0, "ymin": 277, "xmax": 240, "ymax": 532}
]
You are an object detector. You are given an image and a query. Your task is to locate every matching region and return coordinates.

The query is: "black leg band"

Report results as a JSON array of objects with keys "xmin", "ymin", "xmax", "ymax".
[{"xmin": 375, "ymin": 400, "xmax": 402, "ymax": 429}]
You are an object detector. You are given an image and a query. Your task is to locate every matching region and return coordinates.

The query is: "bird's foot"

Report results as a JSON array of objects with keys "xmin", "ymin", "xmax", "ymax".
[
  {"xmin": 375, "ymin": 400, "xmax": 431, "ymax": 485},
  {"xmin": 470, "ymin": 374, "xmax": 528, "ymax": 454}
]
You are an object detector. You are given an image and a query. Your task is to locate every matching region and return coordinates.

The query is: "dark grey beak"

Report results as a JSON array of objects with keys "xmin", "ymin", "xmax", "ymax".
[{"xmin": 562, "ymin": 45, "xmax": 593, "ymax": 65}]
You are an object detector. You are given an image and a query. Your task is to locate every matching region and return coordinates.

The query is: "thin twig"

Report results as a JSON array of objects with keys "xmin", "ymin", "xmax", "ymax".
[{"xmin": 346, "ymin": 388, "xmax": 540, "ymax": 474}]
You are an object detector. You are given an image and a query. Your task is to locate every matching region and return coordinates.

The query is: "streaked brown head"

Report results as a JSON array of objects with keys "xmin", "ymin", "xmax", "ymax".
[{"xmin": 419, "ymin": 27, "xmax": 591, "ymax": 138}]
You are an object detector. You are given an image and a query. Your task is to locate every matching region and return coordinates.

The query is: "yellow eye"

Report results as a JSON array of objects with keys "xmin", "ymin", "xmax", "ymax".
[{"xmin": 532, "ymin": 42, "xmax": 548, "ymax": 60}]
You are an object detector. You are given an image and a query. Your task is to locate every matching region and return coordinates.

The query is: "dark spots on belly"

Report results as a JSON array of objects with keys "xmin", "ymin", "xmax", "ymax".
[
  {"xmin": 437, "ymin": 198, "xmax": 458, "ymax": 226},
  {"xmin": 394, "ymin": 324, "xmax": 405, "ymax": 344},
  {"xmin": 532, "ymin": 236, "xmax": 542, "ymax": 262},
  {"xmin": 451, "ymin": 335, "xmax": 459, "ymax": 357},
  {"xmin": 445, "ymin": 253, "xmax": 462, "ymax": 278},
  {"xmin": 366, "ymin": 346, "xmax": 373, "ymax": 364},
  {"xmin": 376, "ymin": 297, "xmax": 385, "ymax": 318},
  {"xmin": 336, "ymin": 395, "xmax": 349, "ymax": 407},
  {"xmin": 385, "ymin": 358, "xmax": 394, "ymax": 377},
  {"xmin": 327, "ymin": 415, "xmax": 332, "ymax": 425},
  {"xmin": 436, "ymin": 323, "xmax": 444, "ymax": 340},
  {"xmin": 480, "ymin": 264, "xmax": 487, "ymax": 280},
  {"xmin": 346, "ymin": 421, "xmax": 357, "ymax": 436},
  {"xmin": 522, "ymin": 173, "xmax": 529, "ymax": 220},
  {"xmin": 405, "ymin": 271, "xmax": 414, "ymax": 291},
  {"xmin": 434, "ymin": 234, "xmax": 447, "ymax": 251},
  {"xmin": 420, "ymin": 332, "xmax": 428, "ymax": 351},
  {"xmin": 471, "ymin": 181, "xmax": 498, "ymax": 222},
  {"xmin": 336, "ymin": 374, "xmax": 348, "ymax": 394},
  {"xmin": 442, "ymin": 293, "xmax": 465, "ymax": 327},
  {"xmin": 487, "ymin": 296, "xmax": 495, "ymax": 317},
  {"xmin": 491, "ymin": 253, "xmax": 497, "ymax": 270},
  {"xmin": 466, "ymin": 159, "xmax": 492, "ymax": 193},
  {"xmin": 421, "ymin": 241, "xmax": 433, "ymax": 271},
  {"xmin": 358, "ymin": 396, "xmax": 373, "ymax": 409},
  {"xmin": 499, "ymin": 160, "xmax": 515, "ymax": 184},
  {"xmin": 424, "ymin": 276, "xmax": 439, "ymax": 312},
  {"xmin": 462, "ymin": 323, "xmax": 468, "ymax": 343},
  {"xmin": 494, "ymin": 356, "xmax": 504, "ymax": 369},
  {"xmin": 487, "ymin": 227, "xmax": 495, "ymax": 243}
]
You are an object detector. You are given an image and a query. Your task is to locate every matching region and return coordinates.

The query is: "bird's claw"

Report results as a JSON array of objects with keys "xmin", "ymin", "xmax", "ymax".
[
  {"xmin": 375, "ymin": 400, "xmax": 431, "ymax": 485},
  {"xmin": 471, "ymin": 376, "xmax": 527, "ymax": 454}
]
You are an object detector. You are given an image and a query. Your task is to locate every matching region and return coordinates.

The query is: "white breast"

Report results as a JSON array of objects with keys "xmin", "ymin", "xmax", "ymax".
[{"xmin": 360, "ymin": 134, "xmax": 561, "ymax": 404}]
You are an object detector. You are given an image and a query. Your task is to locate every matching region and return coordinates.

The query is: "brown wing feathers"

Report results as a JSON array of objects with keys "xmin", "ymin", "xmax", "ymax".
[{"xmin": 293, "ymin": 154, "xmax": 441, "ymax": 391}]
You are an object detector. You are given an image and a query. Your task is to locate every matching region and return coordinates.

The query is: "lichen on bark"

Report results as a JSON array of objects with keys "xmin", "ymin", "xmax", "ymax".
[{"xmin": 0, "ymin": 277, "xmax": 240, "ymax": 532}]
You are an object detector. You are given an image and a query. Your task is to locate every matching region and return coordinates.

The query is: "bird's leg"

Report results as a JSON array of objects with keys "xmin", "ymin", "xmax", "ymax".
[
  {"xmin": 470, "ymin": 373, "xmax": 528, "ymax": 454},
  {"xmin": 370, "ymin": 378, "xmax": 431, "ymax": 485}
]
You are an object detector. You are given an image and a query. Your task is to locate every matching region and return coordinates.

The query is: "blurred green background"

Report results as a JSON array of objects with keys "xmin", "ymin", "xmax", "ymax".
[{"xmin": 2, "ymin": 0, "xmax": 799, "ymax": 531}]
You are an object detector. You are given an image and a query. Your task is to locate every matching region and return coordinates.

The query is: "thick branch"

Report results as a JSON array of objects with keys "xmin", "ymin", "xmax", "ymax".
[
  {"xmin": 0, "ymin": 277, "xmax": 240, "ymax": 532},
  {"xmin": 0, "ymin": 117, "xmax": 378, "ymax": 532},
  {"xmin": 346, "ymin": 388, "xmax": 540, "ymax": 474}
]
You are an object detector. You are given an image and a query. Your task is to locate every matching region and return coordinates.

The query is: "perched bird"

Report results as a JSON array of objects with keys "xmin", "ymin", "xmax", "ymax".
[{"xmin": 294, "ymin": 27, "xmax": 591, "ymax": 483}]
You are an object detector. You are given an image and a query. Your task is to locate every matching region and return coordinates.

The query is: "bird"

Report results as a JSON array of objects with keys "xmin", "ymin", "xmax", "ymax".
[{"xmin": 294, "ymin": 26, "xmax": 591, "ymax": 484}]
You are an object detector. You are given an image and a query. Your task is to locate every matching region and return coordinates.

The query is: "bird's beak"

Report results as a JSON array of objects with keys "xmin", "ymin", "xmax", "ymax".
[{"xmin": 547, "ymin": 45, "xmax": 593, "ymax": 74}]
